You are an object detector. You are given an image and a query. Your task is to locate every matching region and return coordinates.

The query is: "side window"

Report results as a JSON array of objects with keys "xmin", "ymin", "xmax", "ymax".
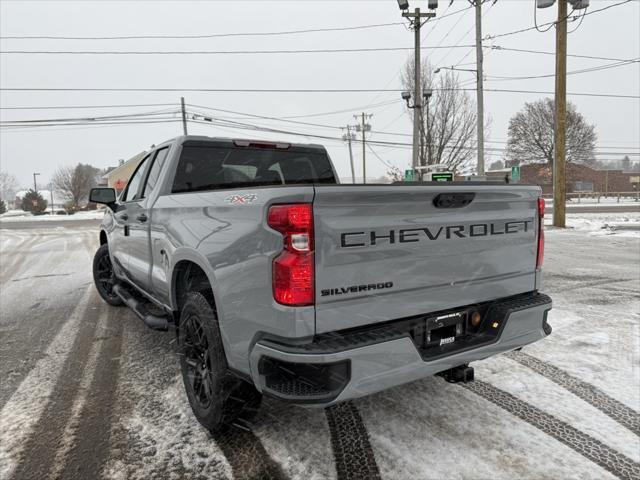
[
  {"xmin": 122, "ymin": 155, "xmax": 150, "ymax": 203},
  {"xmin": 142, "ymin": 148, "xmax": 169, "ymax": 198}
]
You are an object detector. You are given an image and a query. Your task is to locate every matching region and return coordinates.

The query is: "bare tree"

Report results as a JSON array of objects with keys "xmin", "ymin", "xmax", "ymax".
[
  {"xmin": 505, "ymin": 98, "xmax": 597, "ymax": 166},
  {"xmin": 488, "ymin": 160, "xmax": 504, "ymax": 171},
  {"xmin": 52, "ymin": 163, "xmax": 99, "ymax": 209},
  {"xmin": 401, "ymin": 59, "xmax": 478, "ymax": 173},
  {"xmin": 0, "ymin": 170, "xmax": 19, "ymax": 202}
]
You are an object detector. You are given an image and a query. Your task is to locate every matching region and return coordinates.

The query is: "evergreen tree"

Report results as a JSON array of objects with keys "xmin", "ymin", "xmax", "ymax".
[{"xmin": 21, "ymin": 189, "xmax": 48, "ymax": 215}]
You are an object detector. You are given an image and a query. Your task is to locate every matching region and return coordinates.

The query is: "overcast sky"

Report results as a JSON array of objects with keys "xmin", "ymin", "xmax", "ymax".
[{"xmin": 1, "ymin": 0, "xmax": 639, "ymax": 187}]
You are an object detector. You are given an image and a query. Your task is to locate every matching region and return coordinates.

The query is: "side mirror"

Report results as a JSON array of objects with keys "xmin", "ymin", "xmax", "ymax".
[{"xmin": 89, "ymin": 187, "xmax": 117, "ymax": 207}]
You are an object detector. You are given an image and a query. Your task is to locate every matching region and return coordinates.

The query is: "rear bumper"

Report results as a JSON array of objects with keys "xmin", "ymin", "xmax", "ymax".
[{"xmin": 248, "ymin": 292, "xmax": 552, "ymax": 406}]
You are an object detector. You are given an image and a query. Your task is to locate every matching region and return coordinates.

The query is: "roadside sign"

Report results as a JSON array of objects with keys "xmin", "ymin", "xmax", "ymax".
[
  {"xmin": 430, "ymin": 172, "xmax": 453, "ymax": 182},
  {"xmin": 630, "ymin": 176, "xmax": 640, "ymax": 183},
  {"xmin": 404, "ymin": 169, "xmax": 415, "ymax": 181},
  {"xmin": 511, "ymin": 165, "xmax": 521, "ymax": 182}
]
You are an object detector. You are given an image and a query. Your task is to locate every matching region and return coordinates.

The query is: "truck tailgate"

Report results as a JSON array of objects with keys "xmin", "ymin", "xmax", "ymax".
[{"xmin": 313, "ymin": 184, "xmax": 541, "ymax": 334}]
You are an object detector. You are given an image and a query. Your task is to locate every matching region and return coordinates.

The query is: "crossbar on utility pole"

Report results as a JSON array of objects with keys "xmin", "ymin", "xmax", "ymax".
[
  {"xmin": 553, "ymin": 0, "xmax": 567, "ymax": 227},
  {"xmin": 402, "ymin": 8, "xmax": 435, "ymax": 173},
  {"xmin": 474, "ymin": 0, "xmax": 485, "ymax": 176},
  {"xmin": 181, "ymin": 96, "xmax": 188, "ymax": 135}
]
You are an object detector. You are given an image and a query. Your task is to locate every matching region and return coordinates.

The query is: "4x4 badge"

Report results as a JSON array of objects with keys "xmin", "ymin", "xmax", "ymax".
[{"xmin": 224, "ymin": 194, "xmax": 258, "ymax": 205}]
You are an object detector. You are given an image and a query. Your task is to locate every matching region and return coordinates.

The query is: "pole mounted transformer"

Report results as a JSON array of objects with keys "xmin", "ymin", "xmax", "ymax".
[{"xmin": 537, "ymin": 0, "xmax": 589, "ymax": 8}]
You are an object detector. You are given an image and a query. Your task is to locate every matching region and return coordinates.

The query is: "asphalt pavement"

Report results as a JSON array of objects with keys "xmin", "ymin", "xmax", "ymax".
[{"xmin": 0, "ymin": 222, "xmax": 638, "ymax": 480}]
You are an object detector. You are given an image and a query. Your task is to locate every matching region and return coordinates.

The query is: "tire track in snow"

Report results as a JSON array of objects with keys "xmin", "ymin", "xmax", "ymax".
[
  {"xmin": 0, "ymin": 286, "xmax": 95, "ymax": 480},
  {"xmin": 8, "ymin": 296, "xmax": 105, "ymax": 480},
  {"xmin": 0, "ymin": 234, "xmax": 41, "ymax": 283},
  {"xmin": 47, "ymin": 308, "xmax": 109, "ymax": 480},
  {"xmin": 56, "ymin": 307, "xmax": 124, "ymax": 480},
  {"xmin": 213, "ymin": 426, "xmax": 287, "ymax": 480},
  {"xmin": 462, "ymin": 380, "xmax": 640, "ymax": 480},
  {"xmin": 325, "ymin": 402, "xmax": 381, "ymax": 480},
  {"xmin": 506, "ymin": 350, "xmax": 640, "ymax": 436}
]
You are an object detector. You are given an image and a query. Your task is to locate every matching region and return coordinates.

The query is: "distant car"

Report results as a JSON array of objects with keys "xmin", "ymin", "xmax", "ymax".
[{"xmin": 89, "ymin": 135, "xmax": 552, "ymax": 433}]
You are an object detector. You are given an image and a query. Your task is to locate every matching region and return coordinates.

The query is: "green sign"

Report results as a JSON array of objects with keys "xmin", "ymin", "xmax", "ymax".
[
  {"xmin": 431, "ymin": 172, "xmax": 453, "ymax": 182},
  {"xmin": 404, "ymin": 169, "xmax": 415, "ymax": 181},
  {"xmin": 511, "ymin": 165, "xmax": 521, "ymax": 182}
]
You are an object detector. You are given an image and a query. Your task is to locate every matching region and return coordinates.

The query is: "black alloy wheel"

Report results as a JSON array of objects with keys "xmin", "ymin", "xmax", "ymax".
[
  {"xmin": 178, "ymin": 291, "xmax": 262, "ymax": 433},
  {"xmin": 92, "ymin": 244, "xmax": 123, "ymax": 306}
]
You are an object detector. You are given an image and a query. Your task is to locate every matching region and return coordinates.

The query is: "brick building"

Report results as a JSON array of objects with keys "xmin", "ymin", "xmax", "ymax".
[{"xmin": 487, "ymin": 162, "xmax": 639, "ymax": 194}]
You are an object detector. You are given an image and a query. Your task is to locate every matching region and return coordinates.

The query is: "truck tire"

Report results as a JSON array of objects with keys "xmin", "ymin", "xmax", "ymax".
[
  {"xmin": 92, "ymin": 244, "xmax": 123, "ymax": 306},
  {"xmin": 178, "ymin": 291, "xmax": 262, "ymax": 433}
]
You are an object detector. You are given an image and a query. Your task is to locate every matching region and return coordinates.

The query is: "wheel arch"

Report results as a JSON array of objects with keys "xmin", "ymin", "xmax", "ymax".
[{"xmin": 171, "ymin": 258, "xmax": 217, "ymax": 314}]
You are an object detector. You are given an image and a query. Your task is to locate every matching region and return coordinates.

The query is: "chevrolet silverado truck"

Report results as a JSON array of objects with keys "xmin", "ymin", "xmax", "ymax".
[{"xmin": 90, "ymin": 136, "xmax": 552, "ymax": 432}]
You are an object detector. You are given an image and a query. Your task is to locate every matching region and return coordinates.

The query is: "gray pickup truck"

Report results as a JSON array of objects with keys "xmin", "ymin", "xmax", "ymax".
[{"xmin": 90, "ymin": 135, "xmax": 552, "ymax": 432}]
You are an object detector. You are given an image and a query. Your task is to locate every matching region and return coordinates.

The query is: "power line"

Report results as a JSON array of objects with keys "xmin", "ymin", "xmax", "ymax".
[
  {"xmin": 485, "ymin": 0, "xmax": 634, "ymax": 41},
  {"xmin": 0, "ymin": 102, "xmax": 177, "ymax": 110},
  {"xmin": 0, "ymin": 119, "xmax": 180, "ymax": 129},
  {"xmin": 0, "ymin": 22, "xmax": 406, "ymax": 40},
  {"xmin": 0, "ymin": 7, "xmax": 476, "ymax": 42},
  {"xmin": 486, "ymin": 58, "xmax": 639, "ymax": 81},
  {"xmin": 490, "ymin": 45, "xmax": 636, "ymax": 63},
  {"xmin": 2, "ymin": 87, "xmax": 637, "ymax": 98},
  {"xmin": 0, "ymin": 108, "xmax": 180, "ymax": 124},
  {"xmin": 0, "ymin": 45, "xmax": 477, "ymax": 55}
]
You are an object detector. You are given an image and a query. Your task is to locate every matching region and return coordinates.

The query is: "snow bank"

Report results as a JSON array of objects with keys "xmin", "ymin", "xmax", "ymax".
[
  {"xmin": 545, "ymin": 212, "xmax": 640, "ymax": 237},
  {"xmin": 0, "ymin": 210, "xmax": 105, "ymax": 222}
]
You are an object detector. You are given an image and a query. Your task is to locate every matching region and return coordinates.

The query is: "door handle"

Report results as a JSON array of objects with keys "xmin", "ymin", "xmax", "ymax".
[
  {"xmin": 118, "ymin": 213, "xmax": 129, "ymax": 221},
  {"xmin": 137, "ymin": 213, "xmax": 148, "ymax": 223}
]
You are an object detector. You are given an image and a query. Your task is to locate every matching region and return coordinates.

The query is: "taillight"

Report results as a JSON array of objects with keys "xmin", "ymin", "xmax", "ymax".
[
  {"xmin": 536, "ymin": 197, "xmax": 545, "ymax": 268},
  {"xmin": 268, "ymin": 204, "xmax": 314, "ymax": 306}
]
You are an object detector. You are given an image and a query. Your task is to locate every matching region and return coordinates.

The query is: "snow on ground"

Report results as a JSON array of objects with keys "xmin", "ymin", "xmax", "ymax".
[
  {"xmin": 1, "ymin": 215, "xmax": 638, "ymax": 479},
  {"xmin": 0, "ymin": 210, "xmax": 105, "ymax": 222},
  {"xmin": 545, "ymin": 197, "xmax": 640, "ymax": 205},
  {"xmin": 545, "ymin": 211, "xmax": 640, "ymax": 237},
  {"xmin": 357, "ymin": 378, "xmax": 617, "ymax": 480}
]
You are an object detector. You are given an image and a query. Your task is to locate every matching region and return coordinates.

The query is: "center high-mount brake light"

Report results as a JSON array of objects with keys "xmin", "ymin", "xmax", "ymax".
[
  {"xmin": 233, "ymin": 139, "xmax": 290, "ymax": 149},
  {"xmin": 268, "ymin": 204, "xmax": 314, "ymax": 306},
  {"xmin": 536, "ymin": 197, "xmax": 545, "ymax": 268}
]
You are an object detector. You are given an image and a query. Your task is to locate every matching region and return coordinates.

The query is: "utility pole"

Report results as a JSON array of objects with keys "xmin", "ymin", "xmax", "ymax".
[
  {"xmin": 474, "ymin": 0, "xmax": 485, "ymax": 176},
  {"xmin": 354, "ymin": 113, "xmax": 372, "ymax": 183},
  {"xmin": 181, "ymin": 96, "xmax": 188, "ymax": 135},
  {"xmin": 412, "ymin": 7, "xmax": 422, "ymax": 172},
  {"xmin": 401, "ymin": 7, "xmax": 435, "ymax": 172},
  {"xmin": 342, "ymin": 126, "xmax": 356, "ymax": 183},
  {"xmin": 49, "ymin": 184, "xmax": 54, "ymax": 215},
  {"xmin": 553, "ymin": 0, "xmax": 567, "ymax": 227}
]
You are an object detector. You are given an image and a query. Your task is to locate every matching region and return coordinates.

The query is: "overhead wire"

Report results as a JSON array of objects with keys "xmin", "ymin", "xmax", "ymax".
[
  {"xmin": 1, "ymin": 87, "xmax": 636, "ymax": 98},
  {"xmin": 0, "ymin": 22, "xmax": 406, "ymax": 40}
]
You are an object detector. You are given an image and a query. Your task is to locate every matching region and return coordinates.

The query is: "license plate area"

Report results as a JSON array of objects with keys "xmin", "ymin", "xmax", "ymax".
[
  {"xmin": 410, "ymin": 303, "xmax": 504, "ymax": 360},
  {"xmin": 412, "ymin": 311, "xmax": 466, "ymax": 349}
]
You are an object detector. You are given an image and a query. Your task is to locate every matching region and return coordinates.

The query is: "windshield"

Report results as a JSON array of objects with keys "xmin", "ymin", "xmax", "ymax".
[{"xmin": 171, "ymin": 145, "xmax": 337, "ymax": 193}]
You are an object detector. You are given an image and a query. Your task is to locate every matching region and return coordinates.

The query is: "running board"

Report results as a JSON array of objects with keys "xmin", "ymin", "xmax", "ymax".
[{"xmin": 113, "ymin": 284, "xmax": 170, "ymax": 331}]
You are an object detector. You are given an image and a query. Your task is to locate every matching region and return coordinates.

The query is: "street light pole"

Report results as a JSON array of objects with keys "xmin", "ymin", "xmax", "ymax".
[{"xmin": 49, "ymin": 183, "xmax": 54, "ymax": 215}]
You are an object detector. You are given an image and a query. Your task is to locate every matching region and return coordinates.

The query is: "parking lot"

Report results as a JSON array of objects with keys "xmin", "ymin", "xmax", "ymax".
[{"xmin": 0, "ymin": 215, "xmax": 638, "ymax": 480}]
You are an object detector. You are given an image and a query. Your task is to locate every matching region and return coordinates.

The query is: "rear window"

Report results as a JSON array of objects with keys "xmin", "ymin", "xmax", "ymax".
[{"xmin": 171, "ymin": 146, "xmax": 336, "ymax": 193}]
